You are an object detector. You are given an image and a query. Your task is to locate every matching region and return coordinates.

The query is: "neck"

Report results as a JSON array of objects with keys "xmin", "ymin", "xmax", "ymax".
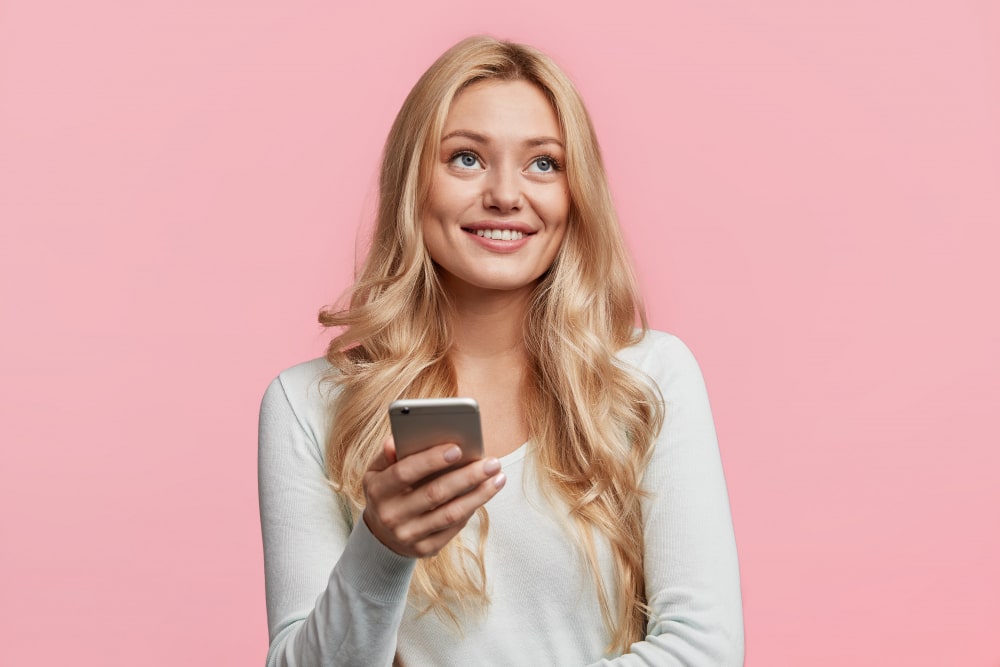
[{"xmin": 443, "ymin": 281, "xmax": 534, "ymax": 363}]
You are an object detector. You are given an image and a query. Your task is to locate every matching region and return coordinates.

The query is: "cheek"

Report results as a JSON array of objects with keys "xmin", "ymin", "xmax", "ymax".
[
  {"xmin": 425, "ymin": 171, "xmax": 477, "ymax": 220},
  {"xmin": 423, "ymin": 181, "xmax": 445, "ymax": 220},
  {"xmin": 420, "ymin": 211, "xmax": 446, "ymax": 259},
  {"xmin": 540, "ymin": 185, "xmax": 571, "ymax": 227}
]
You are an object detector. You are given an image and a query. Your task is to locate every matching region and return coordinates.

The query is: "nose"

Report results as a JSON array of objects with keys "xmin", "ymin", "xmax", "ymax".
[{"xmin": 482, "ymin": 165, "xmax": 523, "ymax": 213}]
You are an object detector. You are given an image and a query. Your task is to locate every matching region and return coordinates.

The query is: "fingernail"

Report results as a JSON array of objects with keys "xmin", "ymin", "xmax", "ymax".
[
  {"xmin": 444, "ymin": 447, "xmax": 461, "ymax": 462},
  {"xmin": 483, "ymin": 458, "xmax": 500, "ymax": 475},
  {"xmin": 493, "ymin": 473, "xmax": 507, "ymax": 489}
]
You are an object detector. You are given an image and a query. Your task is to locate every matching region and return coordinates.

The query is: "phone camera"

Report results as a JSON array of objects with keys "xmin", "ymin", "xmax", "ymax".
[{"xmin": 401, "ymin": 406, "xmax": 410, "ymax": 415}]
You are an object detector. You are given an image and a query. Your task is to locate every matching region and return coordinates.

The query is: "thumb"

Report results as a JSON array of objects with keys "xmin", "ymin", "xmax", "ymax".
[
  {"xmin": 383, "ymin": 436, "xmax": 398, "ymax": 465},
  {"xmin": 368, "ymin": 436, "xmax": 397, "ymax": 472}
]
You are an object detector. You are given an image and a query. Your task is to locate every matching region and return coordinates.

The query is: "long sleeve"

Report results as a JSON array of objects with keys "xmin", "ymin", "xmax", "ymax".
[
  {"xmin": 589, "ymin": 332, "xmax": 745, "ymax": 666},
  {"xmin": 258, "ymin": 366, "xmax": 417, "ymax": 667},
  {"xmin": 258, "ymin": 337, "xmax": 742, "ymax": 667}
]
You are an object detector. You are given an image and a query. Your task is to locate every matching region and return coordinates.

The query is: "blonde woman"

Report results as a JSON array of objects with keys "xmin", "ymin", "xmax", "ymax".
[{"xmin": 258, "ymin": 36, "xmax": 744, "ymax": 666}]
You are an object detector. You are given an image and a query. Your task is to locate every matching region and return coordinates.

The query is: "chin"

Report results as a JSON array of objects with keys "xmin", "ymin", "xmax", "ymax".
[{"xmin": 439, "ymin": 268, "xmax": 543, "ymax": 295}]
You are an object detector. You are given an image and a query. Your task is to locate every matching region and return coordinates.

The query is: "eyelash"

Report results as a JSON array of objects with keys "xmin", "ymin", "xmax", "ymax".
[
  {"xmin": 530, "ymin": 155, "xmax": 563, "ymax": 172},
  {"xmin": 449, "ymin": 150, "xmax": 483, "ymax": 169},
  {"xmin": 447, "ymin": 149, "xmax": 563, "ymax": 172}
]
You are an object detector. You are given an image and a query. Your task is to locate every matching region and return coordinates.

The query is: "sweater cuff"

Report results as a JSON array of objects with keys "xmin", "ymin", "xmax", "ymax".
[{"xmin": 338, "ymin": 517, "xmax": 417, "ymax": 604}]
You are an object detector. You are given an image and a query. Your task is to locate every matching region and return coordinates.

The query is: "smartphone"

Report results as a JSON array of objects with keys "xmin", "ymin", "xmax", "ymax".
[{"xmin": 388, "ymin": 397, "xmax": 484, "ymax": 465}]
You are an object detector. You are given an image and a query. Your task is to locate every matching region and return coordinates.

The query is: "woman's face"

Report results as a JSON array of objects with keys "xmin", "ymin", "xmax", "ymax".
[{"xmin": 421, "ymin": 79, "xmax": 570, "ymax": 297}]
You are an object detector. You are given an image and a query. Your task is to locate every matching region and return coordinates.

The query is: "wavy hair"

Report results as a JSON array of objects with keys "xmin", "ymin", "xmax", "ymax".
[{"xmin": 319, "ymin": 36, "xmax": 664, "ymax": 653}]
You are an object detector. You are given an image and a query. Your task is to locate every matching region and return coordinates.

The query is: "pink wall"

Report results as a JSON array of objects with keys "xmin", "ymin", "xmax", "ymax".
[{"xmin": 2, "ymin": 1, "xmax": 998, "ymax": 665}]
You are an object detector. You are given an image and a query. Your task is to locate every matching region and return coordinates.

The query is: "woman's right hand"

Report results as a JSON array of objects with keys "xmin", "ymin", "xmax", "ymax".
[{"xmin": 362, "ymin": 437, "xmax": 506, "ymax": 558}]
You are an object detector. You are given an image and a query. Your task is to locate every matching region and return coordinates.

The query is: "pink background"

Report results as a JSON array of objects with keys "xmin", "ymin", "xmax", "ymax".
[{"xmin": 2, "ymin": 1, "xmax": 998, "ymax": 665}]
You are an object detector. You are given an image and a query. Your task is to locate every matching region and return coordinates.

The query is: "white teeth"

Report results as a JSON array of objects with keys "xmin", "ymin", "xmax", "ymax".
[{"xmin": 475, "ymin": 229, "xmax": 524, "ymax": 240}]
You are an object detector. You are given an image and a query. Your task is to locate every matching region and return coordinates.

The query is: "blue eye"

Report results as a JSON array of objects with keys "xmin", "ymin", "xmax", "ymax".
[
  {"xmin": 450, "ymin": 152, "xmax": 483, "ymax": 169},
  {"xmin": 528, "ymin": 156, "xmax": 560, "ymax": 173}
]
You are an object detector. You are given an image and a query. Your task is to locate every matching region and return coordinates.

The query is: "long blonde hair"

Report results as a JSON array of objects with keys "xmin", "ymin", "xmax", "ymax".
[{"xmin": 319, "ymin": 36, "xmax": 664, "ymax": 653}]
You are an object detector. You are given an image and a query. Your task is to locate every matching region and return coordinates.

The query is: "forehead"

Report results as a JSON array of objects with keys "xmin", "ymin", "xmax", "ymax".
[{"xmin": 443, "ymin": 79, "xmax": 562, "ymax": 140}]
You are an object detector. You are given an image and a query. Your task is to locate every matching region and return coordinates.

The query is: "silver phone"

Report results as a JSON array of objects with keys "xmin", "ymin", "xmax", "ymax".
[{"xmin": 388, "ymin": 397, "xmax": 484, "ymax": 464}]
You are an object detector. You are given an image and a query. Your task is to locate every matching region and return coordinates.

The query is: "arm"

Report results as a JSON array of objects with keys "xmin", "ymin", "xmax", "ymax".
[
  {"xmin": 589, "ymin": 334, "xmax": 744, "ymax": 666},
  {"xmin": 258, "ymin": 367, "xmax": 506, "ymax": 667},
  {"xmin": 258, "ymin": 373, "xmax": 416, "ymax": 667}
]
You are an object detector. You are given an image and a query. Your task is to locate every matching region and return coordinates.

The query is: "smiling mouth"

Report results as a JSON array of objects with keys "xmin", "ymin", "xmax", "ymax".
[{"xmin": 463, "ymin": 228, "xmax": 531, "ymax": 241}]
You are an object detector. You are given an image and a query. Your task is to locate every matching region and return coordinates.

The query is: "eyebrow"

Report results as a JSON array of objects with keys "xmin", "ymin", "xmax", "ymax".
[{"xmin": 441, "ymin": 130, "xmax": 564, "ymax": 148}]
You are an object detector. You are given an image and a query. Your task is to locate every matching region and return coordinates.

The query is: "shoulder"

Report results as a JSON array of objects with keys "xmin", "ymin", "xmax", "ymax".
[
  {"xmin": 618, "ymin": 329, "xmax": 704, "ymax": 381},
  {"xmin": 273, "ymin": 357, "xmax": 334, "ymax": 400},
  {"xmin": 260, "ymin": 357, "xmax": 336, "ymax": 449},
  {"xmin": 617, "ymin": 329, "xmax": 711, "ymax": 405}
]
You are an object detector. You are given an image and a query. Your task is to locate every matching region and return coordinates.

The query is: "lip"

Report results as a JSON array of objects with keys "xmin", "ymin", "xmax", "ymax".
[
  {"xmin": 462, "ymin": 226, "xmax": 533, "ymax": 253},
  {"xmin": 461, "ymin": 221, "xmax": 537, "ymax": 234}
]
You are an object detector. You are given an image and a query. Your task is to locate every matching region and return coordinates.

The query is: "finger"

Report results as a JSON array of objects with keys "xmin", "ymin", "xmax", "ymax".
[
  {"xmin": 371, "ymin": 454, "xmax": 499, "ymax": 522},
  {"xmin": 407, "ymin": 523, "xmax": 465, "ymax": 558},
  {"xmin": 406, "ymin": 473, "xmax": 507, "ymax": 557},
  {"xmin": 383, "ymin": 442, "xmax": 467, "ymax": 490},
  {"xmin": 367, "ymin": 436, "xmax": 397, "ymax": 473},
  {"xmin": 364, "ymin": 445, "xmax": 470, "ymax": 515},
  {"xmin": 364, "ymin": 460, "xmax": 506, "ymax": 558},
  {"xmin": 411, "ymin": 456, "xmax": 502, "ymax": 511},
  {"xmin": 363, "ymin": 451, "xmax": 498, "ymax": 551},
  {"xmin": 382, "ymin": 436, "xmax": 398, "ymax": 466}
]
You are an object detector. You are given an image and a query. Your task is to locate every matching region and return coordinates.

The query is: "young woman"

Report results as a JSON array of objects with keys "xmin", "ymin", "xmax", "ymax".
[{"xmin": 258, "ymin": 36, "xmax": 744, "ymax": 666}]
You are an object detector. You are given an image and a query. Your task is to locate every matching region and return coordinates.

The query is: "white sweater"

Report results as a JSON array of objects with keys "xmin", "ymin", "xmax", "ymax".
[{"xmin": 258, "ymin": 330, "xmax": 744, "ymax": 666}]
